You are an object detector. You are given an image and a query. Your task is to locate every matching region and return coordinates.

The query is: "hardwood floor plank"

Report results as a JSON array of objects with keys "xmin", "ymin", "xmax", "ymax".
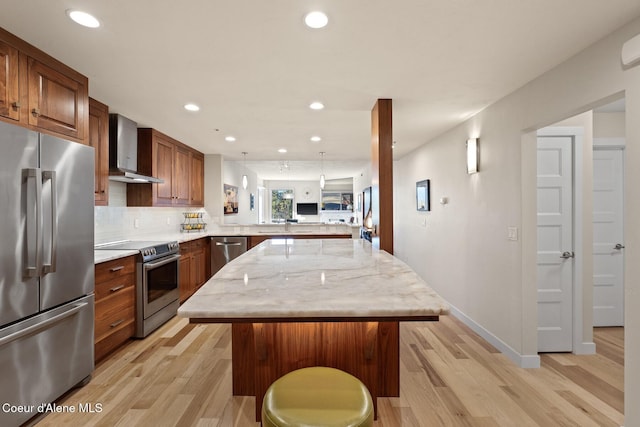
[
  {"xmin": 35, "ymin": 317, "xmax": 624, "ymax": 427},
  {"xmin": 542, "ymin": 355, "xmax": 624, "ymax": 413},
  {"xmin": 556, "ymin": 390, "xmax": 621, "ymax": 427}
]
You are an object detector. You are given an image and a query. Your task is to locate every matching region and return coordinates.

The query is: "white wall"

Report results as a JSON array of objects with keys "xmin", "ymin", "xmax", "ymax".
[
  {"xmin": 594, "ymin": 111, "xmax": 625, "ymax": 138},
  {"xmin": 393, "ymin": 17, "xmax": 640, "ymax": 424},
  {"xmin": 222, "ymin": 159, "xmax": 259, "ymax": 224}
]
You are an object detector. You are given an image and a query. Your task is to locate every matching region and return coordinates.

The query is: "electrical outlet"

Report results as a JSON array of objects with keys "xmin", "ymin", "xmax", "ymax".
[
  {"xmin": 166, "ymin": 217, "xmax": 171, "ymax": 225},
  {"xmin": 134, "ymin": 218, "xmax": 140, "ymax": 229},
  {"xmin": 507, "ymin": 226, "xmax": 518, "ymax": 241}
]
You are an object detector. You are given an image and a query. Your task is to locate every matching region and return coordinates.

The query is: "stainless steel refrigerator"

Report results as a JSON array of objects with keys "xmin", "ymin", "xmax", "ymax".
[{"xmin": 0, "ymin": 121, "xmax": 95, "ymax": 426}]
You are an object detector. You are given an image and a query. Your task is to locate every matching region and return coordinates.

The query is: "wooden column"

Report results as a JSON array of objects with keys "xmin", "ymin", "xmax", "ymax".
[{"xmin": 371, "ymin": 99, "xmax": 393, "ymax": 254}]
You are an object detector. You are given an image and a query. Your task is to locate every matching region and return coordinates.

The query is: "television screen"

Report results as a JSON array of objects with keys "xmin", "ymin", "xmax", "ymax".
[{"xmin": 296, "ymin": 203, "xmax": 318, "ymax": 215}]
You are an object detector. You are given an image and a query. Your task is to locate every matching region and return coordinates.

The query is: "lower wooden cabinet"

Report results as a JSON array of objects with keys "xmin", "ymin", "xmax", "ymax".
[
  {"xmin": 179, "ymin": 237, "xmax": 210, "ymax": 303},
  {"xmin": 94, "ymin": 256, "xmax": 136, "ymax": 362}
]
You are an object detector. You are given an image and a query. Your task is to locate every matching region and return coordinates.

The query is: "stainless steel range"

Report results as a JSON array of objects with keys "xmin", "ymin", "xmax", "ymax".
[{"xmin": 98, "ymin": 240, "xmax": 180, "ymax": 337}]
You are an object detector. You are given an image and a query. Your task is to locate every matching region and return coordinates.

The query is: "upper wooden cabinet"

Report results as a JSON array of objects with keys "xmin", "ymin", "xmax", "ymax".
[
  {"xmin": 89, "ymin": 98, "xmax": 109, "ymax": 205},
  {"xmin": 0, "ymin": 40, "xmax": 19, "ymax": 121},
  {"xmin": 127, "ymin": 128, "xmax": 205, "ymax": 207},
  {"xmin": 190, "ymin": 152, "xmax": 205, "ymax": 206},
  {"xmin": 27, "ymin": 58, "xmax": 87, "ymax": 141},
  {"xmin": 0, "ymin": 28, "xmax": 89, "ymax": 144}
]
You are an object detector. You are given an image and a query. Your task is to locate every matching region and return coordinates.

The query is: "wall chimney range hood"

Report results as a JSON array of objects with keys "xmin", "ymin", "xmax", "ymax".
[{"xmin": 108, "ymin": 114, "xmax": 164, "ymax": 184}]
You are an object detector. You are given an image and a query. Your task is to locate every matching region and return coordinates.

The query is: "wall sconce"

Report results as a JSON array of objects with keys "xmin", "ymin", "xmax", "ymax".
[
  {"xmin": 466, "ymin": 138, "xmax": 479, "ymax": 174},
  {"xmin": 622, "ymin": 32, "xmax": 640, "ymax": 67}
]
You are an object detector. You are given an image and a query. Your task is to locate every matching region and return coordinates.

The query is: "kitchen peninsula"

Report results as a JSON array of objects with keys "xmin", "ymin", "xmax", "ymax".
[{"xmin": 178, "ymin": 238, "xmax": 449, "ymax": 420}]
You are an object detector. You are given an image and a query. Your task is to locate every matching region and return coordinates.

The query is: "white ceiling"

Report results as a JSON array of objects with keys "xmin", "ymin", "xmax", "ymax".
[{"xmin": 2, "ymin": 1, "xmax": 639, "ymax": 180}]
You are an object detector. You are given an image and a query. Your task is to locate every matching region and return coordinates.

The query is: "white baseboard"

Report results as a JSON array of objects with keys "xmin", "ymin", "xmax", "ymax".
[
  {"xmin": 447, "ymin": 305, "xmax": 540, "ymax": 369},
  {"xmin": 575, "ymin": 341, "xmax": 596, "ymax": 355}
]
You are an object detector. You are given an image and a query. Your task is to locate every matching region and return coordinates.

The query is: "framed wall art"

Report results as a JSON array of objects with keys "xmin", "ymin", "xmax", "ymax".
[
  {"xmin": 224, "ymin": 184, "xmax": 238, "ymax": 215},
  {"xmin": 416, "ymin": 179, "xmax": 430, "ymax": 212}
]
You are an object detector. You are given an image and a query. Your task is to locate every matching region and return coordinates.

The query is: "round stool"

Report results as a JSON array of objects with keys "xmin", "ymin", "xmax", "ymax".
[{"xmin": 262, "ymin": 367, "xmax": 374, "ymax": 427}]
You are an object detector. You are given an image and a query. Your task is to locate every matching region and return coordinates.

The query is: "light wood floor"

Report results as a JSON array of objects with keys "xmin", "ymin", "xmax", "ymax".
[{"xmin": 33, "ymin": 316, "xmax": 624, "ymax": 426}]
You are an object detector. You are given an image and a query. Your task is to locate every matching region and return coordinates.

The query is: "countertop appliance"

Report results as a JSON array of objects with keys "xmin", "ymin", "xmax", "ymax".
[
  {"xmin": 0, "ymin": 121, "xmax": 95, "ymax": 427},
  {"xmin": 108, "ymin": 114, "xmax": 163, "ymax": 184},
  {"xmin": 97, "ymin": 240, "xmax": 180, "ymax": 337},
  {"xmin": 211, "ymin": 236, "xmax": 248, "ymax": 276}
]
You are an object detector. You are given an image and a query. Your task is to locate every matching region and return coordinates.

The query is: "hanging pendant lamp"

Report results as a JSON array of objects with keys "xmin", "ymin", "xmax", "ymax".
[
  {"xmin": 319, "ymin": 152, "xmax": 326, "ymax": 189},
  {"xmin": 241, "ymin": 152, "xmax": 248, "ymax": 189}
]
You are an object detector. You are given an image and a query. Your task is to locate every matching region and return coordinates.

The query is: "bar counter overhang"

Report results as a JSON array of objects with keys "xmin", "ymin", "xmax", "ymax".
[{"xmin": 178, "ymin": 238, "xmax": 449, "ymax": 420}]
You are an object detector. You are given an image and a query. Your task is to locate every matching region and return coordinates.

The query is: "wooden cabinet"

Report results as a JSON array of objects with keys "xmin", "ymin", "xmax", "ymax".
[
  {"xmin": 89, "ymin": 98, "xmax": 109, "ymax": 205},
  {"xmin": 127, "ymin": 128, "xmax": 205, "ymax": 207},
  {"xmin": 190, "ymin": 151, "xmax": 205, "ymax": 206},
  {"xmin": 152, "ymin": 132, "xmax": 175, "ymax": 206},
  {"xmin": 94, "ymin": 256, "xmax": 136, "ymax": 362},
  {"xmin": 179, "ymin": 238, "xmax": 210, "ymax": 303},
  {"xmin": 27, "ymin": 57, "xmax": 87, "ymax": 141},
  {"xmin": 0, "ymin": 28, "xmax": 89, "ymax": 144},
  {"xmin": 0, "ymin": 40, "xmax": 19, "ymax": 121},
  {"xmin": 174, "ymin": 144, "xmax": 191, "ymax": 205},
  {"xmin": 179, "ymin": 254, "xmax": 193, "ymax": 304}
]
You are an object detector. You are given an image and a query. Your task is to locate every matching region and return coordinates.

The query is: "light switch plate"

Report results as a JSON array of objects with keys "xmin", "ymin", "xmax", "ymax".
[{"xmin": 507, "ymin": 226, "xmax": 518, "ymax": 241}]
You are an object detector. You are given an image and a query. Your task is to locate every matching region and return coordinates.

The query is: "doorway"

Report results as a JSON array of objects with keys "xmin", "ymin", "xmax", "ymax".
[
  {"xmin": 537, "ymin": 134, "xmax": 576, "ymax": 352},
  {"xmin": 592, "ymin": 147, "xmax": 625, "ymax": 326}
]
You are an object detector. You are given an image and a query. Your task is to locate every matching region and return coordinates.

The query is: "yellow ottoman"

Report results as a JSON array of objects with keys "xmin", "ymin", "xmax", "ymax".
[{"xmin": 262, "ymin": 367, "xmax": 374, "ymax": 427}]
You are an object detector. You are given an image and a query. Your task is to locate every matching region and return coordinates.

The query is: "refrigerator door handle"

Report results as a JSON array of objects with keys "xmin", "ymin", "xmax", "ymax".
[
  {"xmin": 42, "ymin": 170, "xmax": 58, "ymax": 274},
  {"xmin": 0, "ymin": 302, "xmax": 88, "ymax": 347},
  {"xmin": 24, "ymin": 168, "xmax": 43, "ymax": 278}
]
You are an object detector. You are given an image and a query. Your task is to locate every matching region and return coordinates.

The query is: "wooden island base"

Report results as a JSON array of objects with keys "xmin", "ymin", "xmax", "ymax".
[{"xmin": 225, "ymin": 319, "xmax": 434, "ymax": 421}]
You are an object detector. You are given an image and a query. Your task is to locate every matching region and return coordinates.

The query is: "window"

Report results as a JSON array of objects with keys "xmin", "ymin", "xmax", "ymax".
[
  {"xmin": 321, "ymin": 191, "xmax": 353, "ymax": 211},
  {"xmin": 271, "ymin": 189, "xmax": 294, "ymax": 222}
]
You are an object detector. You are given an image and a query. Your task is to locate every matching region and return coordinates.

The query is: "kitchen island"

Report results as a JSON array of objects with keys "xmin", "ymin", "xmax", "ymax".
[{"xmin": 178, "ymin": 238, "xmax": 449, "ymax": 420}]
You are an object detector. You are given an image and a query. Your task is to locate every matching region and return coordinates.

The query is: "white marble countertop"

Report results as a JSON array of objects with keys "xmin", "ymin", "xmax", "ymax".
[
  {"xmin": 94, "ymin": 249, "xmax": 139, "ymax": 264},
  {"xmin": 94, "ymin": 224, "xmax": 357, "ymax": 264},
  {"xmin": 178, "ymin": 239, "xmax": 449, "ymax": 321}
]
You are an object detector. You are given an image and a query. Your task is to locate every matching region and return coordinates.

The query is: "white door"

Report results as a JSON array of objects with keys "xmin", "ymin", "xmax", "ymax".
[
  {"xmin": 537, "ymin": 136, "xmax": 574, "ymax": 352},
  {"xmin": 593, "ymin": 148, "xmax": 624, "ymax": 326}
]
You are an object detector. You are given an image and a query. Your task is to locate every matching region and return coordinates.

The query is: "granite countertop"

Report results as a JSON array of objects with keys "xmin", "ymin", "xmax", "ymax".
[{"xmin": 178, "ymin": 239, "xmax": 449, "ymax": 321}]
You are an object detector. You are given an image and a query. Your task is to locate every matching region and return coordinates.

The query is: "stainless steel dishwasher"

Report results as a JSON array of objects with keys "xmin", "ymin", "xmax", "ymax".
[{"xmin": 210, "ymin": 236, "xmax": 248, "ymax": 276}]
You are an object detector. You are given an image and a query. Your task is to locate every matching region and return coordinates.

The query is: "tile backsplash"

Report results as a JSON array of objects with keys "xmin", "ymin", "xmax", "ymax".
[{"xmin": 95, "ymin": 181, "xmax": 210, "ymax": 245}]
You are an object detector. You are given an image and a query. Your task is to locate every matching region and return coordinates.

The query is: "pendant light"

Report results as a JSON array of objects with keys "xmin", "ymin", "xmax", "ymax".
[
  {"xmin": 319, "ymin": 151, "xmax": 326, "ymax": 189},
  {"xmin": 241, "ymin": 152, "xmax": 248, "ymax": 189}
]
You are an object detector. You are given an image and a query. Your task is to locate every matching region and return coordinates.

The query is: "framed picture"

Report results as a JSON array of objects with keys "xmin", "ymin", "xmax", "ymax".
[
  {"xmin": 224, "ymin": 184, "xmax": 238, "ymax": 215},
  {"xmin": 416, "ymin": 179, "xmax": 430, "ymax": 211}
]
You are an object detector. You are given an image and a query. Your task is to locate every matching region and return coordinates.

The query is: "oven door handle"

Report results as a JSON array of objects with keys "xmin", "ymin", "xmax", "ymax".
[{"xmin": 143, "ymin": 253, "xmax": 181, "ymax": 271}]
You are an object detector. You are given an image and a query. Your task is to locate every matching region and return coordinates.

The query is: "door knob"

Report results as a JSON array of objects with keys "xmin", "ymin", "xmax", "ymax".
[
  {"xmin": 560, "ymin": 251, "xmax": 575, "ymax": 259},
  {"xmin": 614, "ymin": 243, "xmax": 625, "ymax": 250}
]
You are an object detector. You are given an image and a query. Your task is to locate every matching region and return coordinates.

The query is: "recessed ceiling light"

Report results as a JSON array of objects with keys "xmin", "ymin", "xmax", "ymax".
[
  {"xmin": 225, "ymin": 136, "xmax": 236, "ymax": 142},
  {"xmin": 67, "ymin": 10, "xmax": 100, "ymax": 28},
  {"xmin": 310, "ymin": 136, "xmax": 322, "ymax": 142},
  {"xmin": 184, "ymin": 103, "xmax": 200, "ymax": 112},
  {"xmin": 304, "ymin": 11, "xmax": 328, "ymax": 29},
  {"xmin": 278, "ymin": 148, "xmax": 288, "ymax": 153},
  {"xmin": 309, "ymin": 102, "xmax": 324, "ymax": 110}
]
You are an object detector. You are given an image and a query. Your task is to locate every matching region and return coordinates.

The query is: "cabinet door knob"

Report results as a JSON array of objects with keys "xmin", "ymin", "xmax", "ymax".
[
  {"xmin": 11, "ymin": 101, "xmax": 21, "ymax": 110},
  {"xmin": 31, "ymin": 108, "xmax": 40, "ymax": 117}
]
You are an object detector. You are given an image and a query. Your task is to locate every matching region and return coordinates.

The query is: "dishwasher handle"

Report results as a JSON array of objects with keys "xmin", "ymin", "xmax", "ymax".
[{"xmin": 215, "ymin": 241, "xmax": 243, "ymax": 246}]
